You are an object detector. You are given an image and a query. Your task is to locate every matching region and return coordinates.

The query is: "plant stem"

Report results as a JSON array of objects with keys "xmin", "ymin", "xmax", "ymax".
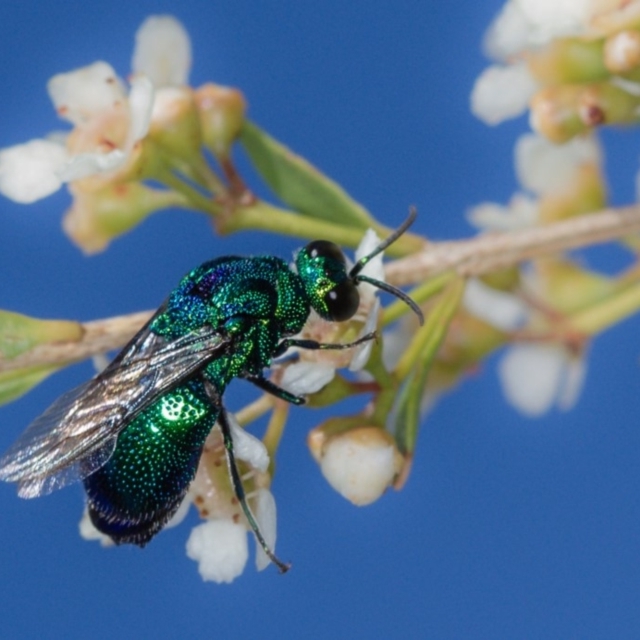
[
  {"xmin": 222, "ymin": 200, "xmax": 424, "ymax": 256},
  {"xmin": 570, "ymin": 278, "xmax": 640, "ymax": 335}
]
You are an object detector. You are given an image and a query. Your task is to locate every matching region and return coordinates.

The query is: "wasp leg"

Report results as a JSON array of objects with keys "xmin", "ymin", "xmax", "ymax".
[
  {"xmin": 203, "ymin": 381, "xmax": 290, "ymax": 574},
  {"xmin": 273, "ymin": 331, "xmax": 377, "ymax": 358},
  {"xmin": 243, "ymin": 373, "xmax": 306, "ymax": 405}
]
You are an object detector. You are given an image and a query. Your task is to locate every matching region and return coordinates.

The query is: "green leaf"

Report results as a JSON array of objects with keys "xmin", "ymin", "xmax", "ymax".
[
  {"xmin": 240, "ymin": 120, "xmax": 375, "ymax": 229},
  {"xmin": 0, "ymin": 310, "xmax": 82, "ymax": 359},
  {"xmin": 393, "ymin": 278, "xmax": 465, "ymax": 455},
  {"xmin": 0, "ymin": 365, "xmax": 59, "ymax": 406}
]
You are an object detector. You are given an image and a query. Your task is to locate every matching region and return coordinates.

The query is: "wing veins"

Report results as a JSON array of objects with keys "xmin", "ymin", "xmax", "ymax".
[{"xmin": 0, "ymin": 319, "xmax": 230, "ymax": 494}]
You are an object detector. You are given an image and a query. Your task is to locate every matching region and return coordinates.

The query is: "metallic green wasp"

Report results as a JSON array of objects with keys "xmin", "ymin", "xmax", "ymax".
[{"xmin": 0, "ymin": 211, "xmax": 422, "ymax": 572}]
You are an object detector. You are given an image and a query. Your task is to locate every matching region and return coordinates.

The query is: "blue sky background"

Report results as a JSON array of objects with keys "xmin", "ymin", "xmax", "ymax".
[{"xmin": 2, "ymin": 1, "xmax": 640, "ymax": 638}]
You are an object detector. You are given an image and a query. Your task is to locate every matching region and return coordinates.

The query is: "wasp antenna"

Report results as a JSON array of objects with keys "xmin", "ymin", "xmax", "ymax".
[
  {"xmin": 350, "ymin": 207, "xmax": 417, "ymax": 279},
  {"xmin": 355, "ymin": 274, "xmax": 424, "ymax": 325}
]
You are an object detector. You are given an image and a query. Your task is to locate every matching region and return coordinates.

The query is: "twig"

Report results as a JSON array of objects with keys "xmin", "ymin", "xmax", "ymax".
[
  {"xmin": 3, "ymin": 204, "xmax": 640, "ymax": 373},
  {"xmin": 1, "ymin": 311, "xmax": 153, "ymax": 373},
  {"xmin": 386, "ymin": 204, "xmax": 640, "ymax": 285}
]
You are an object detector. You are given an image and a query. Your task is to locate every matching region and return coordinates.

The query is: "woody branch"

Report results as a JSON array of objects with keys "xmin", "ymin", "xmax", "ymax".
[{"xmin": 3, "ymin": 203, "xmax": 640, "ymax": 373}]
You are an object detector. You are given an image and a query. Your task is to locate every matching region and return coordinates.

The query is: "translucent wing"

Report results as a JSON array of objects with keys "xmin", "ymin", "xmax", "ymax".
[{"xmin": 0, "ymin": 311, "xmax": 229, "ymax": 498}]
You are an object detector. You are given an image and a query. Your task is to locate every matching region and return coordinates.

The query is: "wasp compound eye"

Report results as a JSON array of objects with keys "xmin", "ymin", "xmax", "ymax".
[
  {"xmin": 306, "ymin": 240, "xmax": 346, "ymax": 265},
  {"xmin": 324, "ymin": 280, "xmax": 360, "ymax": 322}
]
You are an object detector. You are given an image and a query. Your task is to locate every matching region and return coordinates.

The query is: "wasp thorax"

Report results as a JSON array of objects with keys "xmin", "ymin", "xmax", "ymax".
[{"xmin": 296, "ymin": 240, "xmax": 360, "ymax": 322}]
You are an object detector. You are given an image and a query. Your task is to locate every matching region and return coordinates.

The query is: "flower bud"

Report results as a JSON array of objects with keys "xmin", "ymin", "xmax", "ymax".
[
  {"xmin": 195, "ymin": 83, "xmax": 247, "ymax": 158},
  {"xmin": 533, "ymin": 258, "xmax": 615, "ymax": 315},
  {"xmin": 315, "ymin": 426, "xmax": 404, "ymax": 506},
  {"xmin": 530, "ymin": 86, "xmax": 587, "ymax": 143},
  {"xmin": 147, "ymin": 86, "xmax": 203, "ymax": 164},
  {"xmin": 63, "ymin": 181, "xmax": 185, "ymax": 253},
  {"xmin": 604, "ymin": 30, "xmax": 640, "ymax": 73},
  {"xmin": 527, "ymin": 39, "xmax": 608, "ymax": 85},
  {"xmin": 531, "ymin": 82, "xmax": 640, "ymax": 142},
  {"xmin": 538, "ymin": 164, "xmax": 606, "ymax": 223}
]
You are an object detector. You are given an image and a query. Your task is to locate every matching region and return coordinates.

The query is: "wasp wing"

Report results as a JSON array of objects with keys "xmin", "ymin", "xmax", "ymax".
[{"xmin": 0, "ymin": 312, "xmax": 229, "ymax": 498}]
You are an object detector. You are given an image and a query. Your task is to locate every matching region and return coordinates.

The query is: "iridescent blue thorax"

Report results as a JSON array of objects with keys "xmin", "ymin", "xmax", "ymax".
[{"xmin": 150, "ymin": 255, "xmax": 311, "ymax": 390}]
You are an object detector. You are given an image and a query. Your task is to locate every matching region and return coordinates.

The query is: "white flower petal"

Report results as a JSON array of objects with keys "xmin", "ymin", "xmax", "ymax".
[
  {"xmin": 0, "ymin": 139, "xmax": 68, "ymax": 203},
  {"xmin": 557, "ymin": 354, "xmax": 587, "ymax": 411},
  {"xmin": 320, "ymin": 428, "xmax": 401, "ymax": 506},
  {"xmin": 254, "ymin": 489, "xmax": 277, "ymax": 571},
  {"xmin": 355, "ymin": 229, "xmax": 384, "ymax": 281},
  {"xmin": 515, "ymin": 133, "xmax": 601, "ymax": 195},
  {"xmin": 463, "ymin": 279, "xmax": 528, "ymax": 331},
  {"xmin": 354, "ymin": 229, "xmax": 384, "ymax": 306},
  {"xmin": 58, "ymin": 149, "xmax": 126, "ymax": 182},
  {"xmin": 280, "ymin": 361, "xmax": 336, "ymax": 396},
  {"xmin": 484, "ymin": 1, "xmax": 533, "ymax": 59},
  {"xmin": 78, "ymin": 508, "xmax": 113, "ymax": 547},
  {"xmin": 127, "ymin": 75, "xmax": 155, "ymax": 144},
  {"xmin": 227, "ymin": 412, "xmax": 269, "ymax": 473},
  {"xmin": 498, "ymin": 343, "xmax": 566, "ymax": 417},
  {"xmin": 132, "ymin": 15, "xmax": 192, "ymax": 87},
  {"xmin": 349, "ymin": 298, "xmax": 380, "ymax": 371},
  {"xmin": 45, "ymin": 130, "xmax": 69, "ymax": 146},
  {"xmin": 515, "ymin": 0, "xmax": 620, "ymax": 43},
  {"xmin": 47, "ymin": 61, "xmax": 125, "ymax": 125},
  {"xmin": 471, "ymin": 63, "xmax": 538, "ymax": 126},
  {"xmin": 467, "ymin": 193, "xmax": 539, "ymax": 232},
  {"xmin": 186, "ymin": 520, "xmax": 248, "ymax": 584}
]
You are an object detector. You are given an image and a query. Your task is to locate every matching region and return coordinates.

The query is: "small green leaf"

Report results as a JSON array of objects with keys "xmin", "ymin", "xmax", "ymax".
[
  {"xmin": 0, "ymin": 365, "xmax": 59, "ymax": 406},
  {"xmin": 393, "ymin": 278, "xmax": 465, "ymax": 455},
  {"xmin": 240, "ymin": 120, "xmax": 375, "ymax": 229},
  {"xmin": 0, "ymin": 310, "xmax": 83, "ymax": 359}
]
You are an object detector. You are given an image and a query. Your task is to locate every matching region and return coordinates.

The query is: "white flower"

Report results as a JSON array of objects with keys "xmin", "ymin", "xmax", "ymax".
[
  {"xmin": 471, "ymin": 63, "xmax": 538, "ymax": 125},
  {"xmin": 459, "ymin": 273, "xmax": 587, "ymax": 416},
  {"xmin": 349, "ymin": 298, "xmax": 380, "ymax": 372},
  {"xmin": 280, "ymin": 361, "xmax": 336, "ymax": 396},
  {"xmin": 253, "ymin": 488, "xmax": 278, "ymax": 571},
  {"xmin": 468, "ymin": 133, "xmax": 601, "ymax": 233},
  {"xmin": 0, "ymin": 67, "xmax": 153, "ymax": 204},
  {"xmin": 467, "ymin": 193, "xmax": 539, "ymax": 231},
  {"xmin": 132, "ymin": 15, "xmax": 191, "ymax": 87},
  {"xmin": 0, "ymin": 15, "xmax": 191, "ymax": 204},
  {"xmin": 186, "ymin": 520, "xmax": 249, "ymax": 583},
  {"xmin": 515, "ymin": 0, "xmax": 623, "ymax": 43},
  {"xmin": 0, "ymin": 140, "xmax": 68, "ymax": 203},
  {"xmin": 463, "ymin": 278, "xmax": 528, "ymax": 331},
  {"xmin": 352, "ymin": 228, "xmax": 385, "ymax": 317},
  {"xmin": 498, "ymin": 343, "xmax": 586, "ymax": 416},
  {"xmin": 318, "ymin": 427, "xmax": 403, "ymax": 506},
  {"xmin": 48, "ymin": 61, "xmax": 127, "ymax": 126},
  {"xmin": 78, "ymin": 508, "xmax": 113, "ymax": 547},
  {"xmin": 515, "ymin": 132, "xmax": 601, "ymax": 195},
  {"xmin": 484, "ymin": 1, "xmax": 534, "ymax": 60},
  {"xmin": 485, "ymin": 0, "xmax": 624, "ymax": 57},
  {"xmin": 227, "ymin": 413, "xmax": 269, "ymax": 473}
]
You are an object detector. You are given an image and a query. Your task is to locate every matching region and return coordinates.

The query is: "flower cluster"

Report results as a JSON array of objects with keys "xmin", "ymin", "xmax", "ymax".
[
  {"xmin": 459, "ymin": 0, "xmax": 638, "ymax": 416},
  {"xmin": 473, "ymin": 0, "xmax": 640, "ymax": 141},
  {"xmin": 4, "ymin": 8, "xmax": 640, "ymax": 587},
  {"xmin": 0, "ymin": 15, "xmax": 245, "ymax": 253}
]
